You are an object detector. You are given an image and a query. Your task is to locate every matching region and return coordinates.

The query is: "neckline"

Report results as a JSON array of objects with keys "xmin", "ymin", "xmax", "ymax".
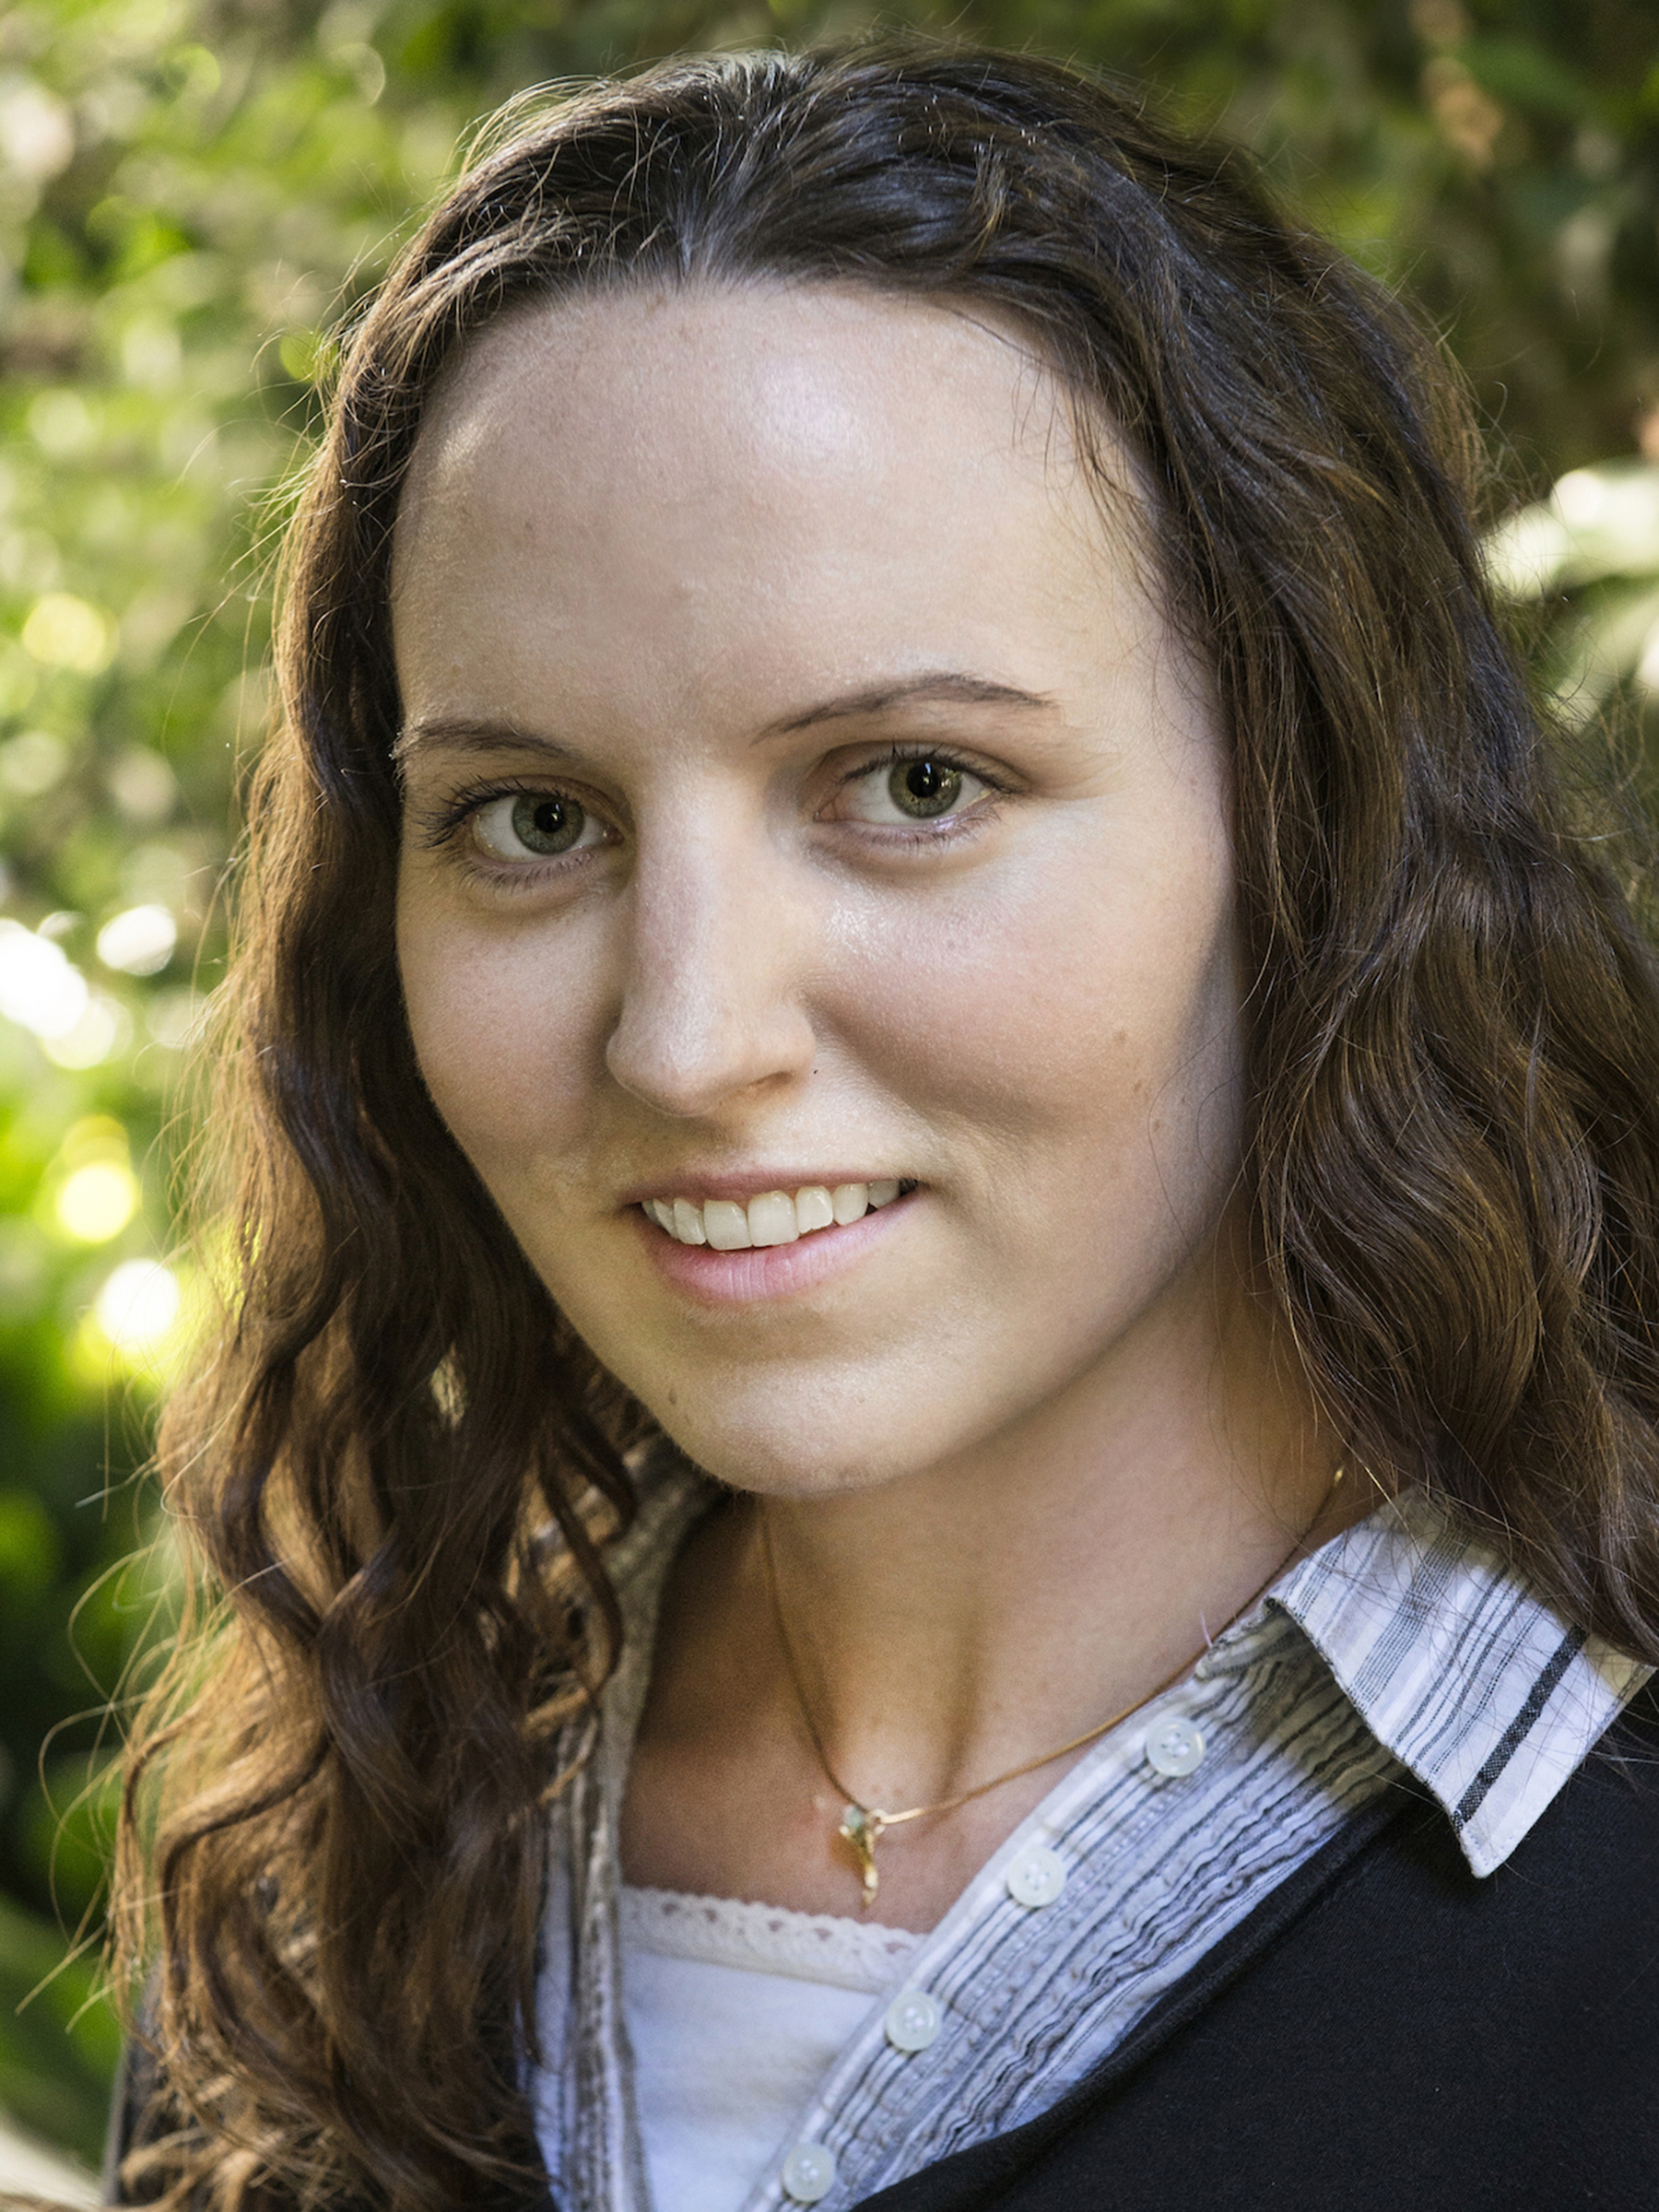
[{"xmin": 619, "ymin": 1881, "xmax": 922, "ymax": 1994}]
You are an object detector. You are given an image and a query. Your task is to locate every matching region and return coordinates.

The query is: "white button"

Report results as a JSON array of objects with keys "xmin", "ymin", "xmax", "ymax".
[
  {"xmin": 884, "ymin": 1989, "xmax": 942, "ymax": 2053},
  {"xmin": 1006, "ymin": 1842, "xmax": 1066, "ymax": 1908},
  {"xmin": 782, "ymin": 2143, "xmax": 836, "ymax": 2203},
  {"xmin": 1144, "ymin": 1712, "xmax": 1206, "ymax": 1778}
]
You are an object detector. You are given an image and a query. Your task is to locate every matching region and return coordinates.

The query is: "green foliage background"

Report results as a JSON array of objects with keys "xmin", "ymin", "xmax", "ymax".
[{"xmin": 1, "ymin": 0, "xmax": 1657, "ymax": 2173}]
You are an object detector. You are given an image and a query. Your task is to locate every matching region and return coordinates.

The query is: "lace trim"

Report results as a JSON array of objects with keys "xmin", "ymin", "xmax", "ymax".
[{"xmin": 619, "ymin": 1884, "xmax": 922, "ymax": 1994}]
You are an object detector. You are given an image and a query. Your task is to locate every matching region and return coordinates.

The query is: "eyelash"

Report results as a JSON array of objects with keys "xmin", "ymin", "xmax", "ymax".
[
  {"xmin": 416, "ymin": 776, "xmax": 569, "ymax": 854},
  {"xmin": 414, "ymin": 747, "xmax": 1009, "ymax": 881}
]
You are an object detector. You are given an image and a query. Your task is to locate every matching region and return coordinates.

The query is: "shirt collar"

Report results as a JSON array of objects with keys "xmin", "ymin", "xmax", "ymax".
[{"xmin": 1270, "ymin": 1488, "xmax": 1650, "ymax": 1877}]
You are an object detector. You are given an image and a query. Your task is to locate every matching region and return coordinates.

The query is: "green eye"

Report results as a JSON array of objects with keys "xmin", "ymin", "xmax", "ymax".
[
  {"xmin": 509, "ymin": 793, "xmax": 586, "ymax": 854},
  {"xmin": 840, "ymin": 753, "xmax": 989, "ymax": 830},
  {"xmin": 470, "ymin": 790, "xmax": 600, "ymax": 865},
  {"xmin": 888, "ymin": 759, "xmax": 962, "ymax": 819}
]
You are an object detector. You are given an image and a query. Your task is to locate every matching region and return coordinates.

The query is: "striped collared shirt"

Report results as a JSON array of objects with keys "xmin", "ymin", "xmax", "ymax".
[{"xmin": 533, "ymin": 1466, "xmax": 1648, "ymax": 2212}]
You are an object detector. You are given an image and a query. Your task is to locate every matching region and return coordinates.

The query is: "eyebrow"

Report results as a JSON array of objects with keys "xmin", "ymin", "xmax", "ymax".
[
  {"xmin": 760, "ymin": 672, "xmax": 1060, "ymax": 736},
  {"xmin": 394, "ymin": 672, "xmax": 1059, "ymax": 765},
  {"xmin": 393, "ymin": 716, "xmax": 582, "ymax": 767}
]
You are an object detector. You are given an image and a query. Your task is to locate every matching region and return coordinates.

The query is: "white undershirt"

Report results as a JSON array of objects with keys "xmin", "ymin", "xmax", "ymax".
[{"xmin": 619, "ymin": 1886, "xmax": 922, "ymax": 2212}]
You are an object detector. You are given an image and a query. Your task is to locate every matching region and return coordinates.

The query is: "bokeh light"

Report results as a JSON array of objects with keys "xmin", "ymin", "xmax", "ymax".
[
  {"xmin": 91, "ymin": 1257, "xmax": 182, "ymax": 1353},
  {"xmin": 18, "ymin": 594, "xmax": 114, "ymax": 676},
  {"xmin": 96, "ymin": 904, "xmax": 176, "ymax": 978},
  {"xmin": 54, "ymin": 1161, "xmax": 139, "ymax": 1244},
  {"xmin": 0, "ymin": 920, "xmax": 88, "ymax": 1041}
]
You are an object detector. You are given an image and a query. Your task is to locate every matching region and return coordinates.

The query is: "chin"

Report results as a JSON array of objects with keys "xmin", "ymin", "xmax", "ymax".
[
  {"xmin": 647, "ymin": 1406, "xmax": 901, "ymax": 1499},
  {"xmin": 627, "ymin": 1365, "xmax": 938, "ymax": 1500}
]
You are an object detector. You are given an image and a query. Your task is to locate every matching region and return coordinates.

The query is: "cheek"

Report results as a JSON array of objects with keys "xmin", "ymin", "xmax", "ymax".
[
  {"xmin": 394, "ymin": 888, "xmax": 607, "ymax": 1189},
  {"xmin": 832, "ymin": 814, "xmax": 1242, "ymax": 1200}
]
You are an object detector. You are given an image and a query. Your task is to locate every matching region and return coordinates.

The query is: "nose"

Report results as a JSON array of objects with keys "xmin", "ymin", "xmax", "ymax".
[{"xmin": 604, "ymin": 821, "xmax": 818, "ymax": 1120}]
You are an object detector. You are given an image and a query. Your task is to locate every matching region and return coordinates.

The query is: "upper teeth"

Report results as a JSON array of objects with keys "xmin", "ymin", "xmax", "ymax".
[{"xmin": 643, "ymin": 1181, "xmax": 902, "ymax": 1249}]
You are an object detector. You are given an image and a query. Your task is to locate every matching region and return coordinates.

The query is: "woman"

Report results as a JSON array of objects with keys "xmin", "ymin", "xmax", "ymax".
[{"xmin": 109, "ymin": 39, "xmax": 1659, "ymax": 2212}]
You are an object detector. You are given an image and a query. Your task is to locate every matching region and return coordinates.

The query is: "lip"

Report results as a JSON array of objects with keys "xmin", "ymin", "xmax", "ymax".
[{"xmin": 633, "ymin": 1184, "xmax": 915, "ymax": 1305}]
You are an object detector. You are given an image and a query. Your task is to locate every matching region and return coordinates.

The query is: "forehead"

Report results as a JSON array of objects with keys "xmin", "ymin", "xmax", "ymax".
[
  {"xmin": 390, "ymin": 282, "xmax": 1159, "ymax": 735},
  {"xmin": 403, "ymin": 279, "xmax": 1088, "ymax": 507}
]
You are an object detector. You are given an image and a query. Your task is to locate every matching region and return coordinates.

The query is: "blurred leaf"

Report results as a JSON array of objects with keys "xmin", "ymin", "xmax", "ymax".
[
  {"xmin": 0, "ymin": 1893, "xmax": 116, "ymax": 2165},
  {"xmin": 18, "ymin": 1756, "xmax": 119, "ymax": 1925},
  {"xmin": 0, "ymin": 1488, "xmax": 61, "ymax": 1602}
]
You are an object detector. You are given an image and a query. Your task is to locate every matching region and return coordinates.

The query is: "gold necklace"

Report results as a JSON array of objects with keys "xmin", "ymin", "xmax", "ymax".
[{"xmin": 760, "ymin": 1467, "xmax": 1344, "ymax": 1912}]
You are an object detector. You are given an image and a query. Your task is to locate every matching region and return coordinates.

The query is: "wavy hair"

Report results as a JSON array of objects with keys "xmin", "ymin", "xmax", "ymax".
[{"xmin": 113, "ymin": 37, "xmax": 1659, "ymax": 2212}]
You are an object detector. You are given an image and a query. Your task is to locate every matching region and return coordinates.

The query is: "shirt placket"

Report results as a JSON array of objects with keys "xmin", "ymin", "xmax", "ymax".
[{"xmin": 724, "ymin": 1648, "xmax": 1274, "ymax": 2212}]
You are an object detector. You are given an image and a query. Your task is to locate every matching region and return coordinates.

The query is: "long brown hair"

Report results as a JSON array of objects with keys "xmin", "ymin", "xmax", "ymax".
[{"xmin": 114, "ymin": 38, "xmax": 1659, "ymax": 2211}]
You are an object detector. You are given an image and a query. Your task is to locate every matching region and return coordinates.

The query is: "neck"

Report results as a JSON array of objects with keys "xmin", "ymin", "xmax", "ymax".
[{"xmin": 750, "ymin": 1303, "xmax": 1346, "ymax": 1814}]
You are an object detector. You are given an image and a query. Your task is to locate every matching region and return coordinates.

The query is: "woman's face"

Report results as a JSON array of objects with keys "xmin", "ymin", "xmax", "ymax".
[{"xmin": 393, "ymin": 284, "xmax": 1244, "ymax": 1496}]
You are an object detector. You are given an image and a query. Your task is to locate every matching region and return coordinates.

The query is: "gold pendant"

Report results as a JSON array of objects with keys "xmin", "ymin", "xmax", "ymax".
[{"xmin": 838, "ymin": 1805, "xmax": 888, "ymax": 1909}]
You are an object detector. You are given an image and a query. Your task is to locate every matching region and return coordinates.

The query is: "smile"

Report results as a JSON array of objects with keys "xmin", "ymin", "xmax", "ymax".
[{"xmin": 641, "ymin": 1180, "xmax": 912, "ymax": 1249}]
